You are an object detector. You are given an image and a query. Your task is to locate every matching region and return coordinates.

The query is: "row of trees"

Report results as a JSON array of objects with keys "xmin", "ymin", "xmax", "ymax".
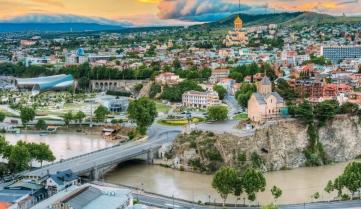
[
  {"xmin": 63, "ymin": 110, "xmax": 87, "ymax": 127},
  {"xmin": 161, "ymin": 80, "xmax": 203, "ymax": 102},
  {"xmin": 0, "ymin": 136, "xmax": 55, "ymax": 173},
  {"xmin": 324, "ymin": 161, "xmax": 361, "ymax": 200},
  {"xmin": 212, "ymin": 166, "xmax": 283, "ymax": 206},
  {"xmin": 229, "ymin": 62, "xmax": 276, "ymax": 83}
]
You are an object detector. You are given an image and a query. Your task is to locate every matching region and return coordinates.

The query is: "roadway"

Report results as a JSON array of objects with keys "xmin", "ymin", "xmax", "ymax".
[
  {"xmin": 134, "ymin": 193, "xmax": 361, "ymax": 209},
  {"xmin": 24, "ymin": 124, "xmax": 182, "ymax": 178}
]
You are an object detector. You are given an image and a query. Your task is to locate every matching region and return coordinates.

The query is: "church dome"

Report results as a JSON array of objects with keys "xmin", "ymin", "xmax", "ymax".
[{"xmin": 234, "ymin": 16, "xmax": 243, "ymax": 24}]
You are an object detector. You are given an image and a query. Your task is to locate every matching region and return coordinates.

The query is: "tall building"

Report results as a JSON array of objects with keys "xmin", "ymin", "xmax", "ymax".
[
  {"xmin": 321, "ymin": 45, "xmax": 361, "ymax": 64},
  {"xmin": 224, "ymin": 16, "xmax": 248, "ymax": 47}
]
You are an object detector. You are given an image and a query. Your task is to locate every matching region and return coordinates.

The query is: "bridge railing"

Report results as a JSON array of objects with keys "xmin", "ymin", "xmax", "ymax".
[
  {"xmin": 21, "ymin": 130, "xmax": 181, "ymax": 177},
  {"xmin": 78, "ymin": 146, "xmax": 161, "ymax": 174},
  {"xmin": 22, "ymin": 143, "xmax": 123, "ymax": 175}
]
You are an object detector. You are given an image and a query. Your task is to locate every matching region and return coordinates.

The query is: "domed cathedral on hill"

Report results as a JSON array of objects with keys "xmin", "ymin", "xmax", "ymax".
[{"xmin": 224, "ymin": 15, "xmax": 248, "ymax": 47}]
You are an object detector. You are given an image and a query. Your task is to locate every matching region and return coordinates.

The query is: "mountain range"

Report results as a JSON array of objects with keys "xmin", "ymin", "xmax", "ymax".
[
  {"xmin": 1, "ymin": 12, "xmax": 361, "ymax": 33},
  {"xmin": 0, "ymin": 14, "xmax": 132, "ymax": 32},
  {"xmin": 193, "ymin": 12, "xmax": 361, "ymax": 30}
]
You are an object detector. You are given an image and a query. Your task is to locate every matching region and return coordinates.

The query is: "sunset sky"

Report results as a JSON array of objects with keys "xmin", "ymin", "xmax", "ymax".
[{"xmin": 0, "ymin": 0, "xmax": 360, "ymax": 25}]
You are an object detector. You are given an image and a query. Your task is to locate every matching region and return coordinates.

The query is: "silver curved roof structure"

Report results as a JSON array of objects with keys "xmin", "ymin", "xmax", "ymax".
[{"xmin": 15, "ymin": 74, "xmax": 74, "ymax": 95}]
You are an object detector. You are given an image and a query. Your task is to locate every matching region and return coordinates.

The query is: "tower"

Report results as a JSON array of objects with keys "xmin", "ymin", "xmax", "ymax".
[
  {"xmin": 234, "ymin": 16, "xmax": 243, "ymax": 31},
  {"xmin": 257, "ymin": 76, "xmax": 272, "ymax": 95}
]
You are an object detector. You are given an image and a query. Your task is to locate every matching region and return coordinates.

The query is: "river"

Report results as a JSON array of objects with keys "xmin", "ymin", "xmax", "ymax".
[
  {"xmin": 3, "ymin": 133, "xmax": 114, "ymax": 162},
  {"xmin": 2, "ymin": 133, "xmax": 352, "ymax": 205},
  {"xmin": 104, "ymin": 161, "xmax": 352, "ymax": 205}
]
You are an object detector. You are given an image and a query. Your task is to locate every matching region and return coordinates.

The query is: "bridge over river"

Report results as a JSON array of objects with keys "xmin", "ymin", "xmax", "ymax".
[{"xmin": 22, "ymin": 125, "xmax": 182, "ymax": 180}]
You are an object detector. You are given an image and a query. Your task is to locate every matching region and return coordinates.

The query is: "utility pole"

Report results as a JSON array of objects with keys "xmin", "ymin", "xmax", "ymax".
[{"xmin": 90, "ymin": 100, "xmax": 93, "ymax": 128}]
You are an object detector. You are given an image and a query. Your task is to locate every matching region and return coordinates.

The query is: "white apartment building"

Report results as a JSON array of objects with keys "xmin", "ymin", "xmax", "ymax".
[
  {"xmin": 182, "ymin": 91, "xmax": 221, "ymax": 108},
  {"xmin": 321, "ymin": 45, "xmax": 361, "ymax": 64}
]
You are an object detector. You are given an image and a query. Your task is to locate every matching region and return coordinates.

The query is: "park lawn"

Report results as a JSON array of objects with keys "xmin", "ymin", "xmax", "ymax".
[
  {"xmin": 234, "ymin": 113, "xmax": 248, "ymax": 121},
  {"xmin": 158, "ymin": 117, "xmax": 204, "ymax": 126},
  {"xmin": 155, "ymin": 101, "xmax": 171, "ymax": 113}
]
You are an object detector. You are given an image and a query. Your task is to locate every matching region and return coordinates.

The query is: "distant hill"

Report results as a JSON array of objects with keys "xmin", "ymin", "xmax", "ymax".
[
  {"xmin": 0, "ymin": 14, "xmax": 132, "ymax": 32},
  {"xmin": 283, "ymin": 12, "xmax": 361, "ymax": 26},
  {"xmin": 0, "ymin": 23, "xmax": 125, "ymax": 32},
  {"xmin": 193, "ymin": 12, "xmax": 361, "ymax": 30}
]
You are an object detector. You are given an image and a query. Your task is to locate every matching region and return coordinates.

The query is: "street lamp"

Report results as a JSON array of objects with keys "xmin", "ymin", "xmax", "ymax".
[{"xmin": 172, "ymin": 194, "xmax": 174, "ymax": 209}]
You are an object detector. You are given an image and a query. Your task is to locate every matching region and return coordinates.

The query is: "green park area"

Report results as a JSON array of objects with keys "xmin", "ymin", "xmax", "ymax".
[
  {"xmin": 158, "ymin": 117, "xmax": 204, "ymax": 126},
  {"xmin": 233, "ymin": 113, "xmax": 248, "ymax": 120},
  {"xmin": 155, "ymin": 101, "xmax": 172, "ymax": 113}
]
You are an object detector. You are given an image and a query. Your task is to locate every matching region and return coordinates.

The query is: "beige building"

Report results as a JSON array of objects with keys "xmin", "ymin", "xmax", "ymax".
[
  {"xmin": 209, "ymin": 68, "xmax": 230, "ymax": 83},
  {"xmin": 224, "ymin": 16, "xmax": 248, "ymax": 47},
  {"xmin": 155, "ymin": 72, "xmax": 182, "ymax": 85},
  {"xmin": 182, "ymin": 91, "xmax": 221, "ymax": 108},
  {"xmin": 248, "ymin": 76, "xmax": 285, "ymax": 123}
]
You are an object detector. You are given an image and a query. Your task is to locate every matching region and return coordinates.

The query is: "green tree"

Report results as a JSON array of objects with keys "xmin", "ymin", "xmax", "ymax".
[
  {"xmin": 212, "ymin": 167, "xmax": 238, "ymax": 205},
  {"xmin": 35, "ymin": 119, "xmax": 47, "ymax": 130},
  {"xmin": 337, "ymin": 161, "xmax": 361, "ymax": 198},
  {"xmin": 75, "ymin": 111, "xmax": 86, "ymax": 126},
  {"xmin": 63, "ymin": 111, "xmax": 73, "ymax": 128},
  {"xmin": 235, "ymin": 83, "xmax": 257, "ymax": 108},
  {"xmin": 261, "ymin": 203, "xmax": 280, "ymax": 209},
  {"xmin": 251, "ymin": 152, "xmax": 264, "ymax": 169},
  {"xmin": 271, "ymin": 186, "xmax": 282, "ymax": 201},
  {"xmin": 207, "ymin": 105, "xmax": 228, "ymax": 121},
  {"xmin": 128, "ymin": 97, "xmax": 157, "ymax": 135},
  {"xmin": 275, "ymin": 79, "xmax": 298, "ymax": 101},
  {"xmin": 0, "ymin": 112, "xmax": 5, "ymax": 122},
  {"xmin": 290, "ymin": 100, "xmax": 314, "ymax": 124},
  {"xmin": 339, "ymin": 102, "xmax": 359, "ymax": 115},
  {"xmin": 241, "ymin": 167, "xmax": 266, "ymax": 202},
  {"xmin": 0, "ymin": 135, "xmax": 9, "ymax": 156},
  {"xmin": 30, "ymin": 143, "xmax": 55, "ymax": 167},
  {"xmin": 7, "ymin": 143, "xmax": 30, "ymax": 173},
  {"xmin": 311, "ymin": 192, "xmax": 320, "ymax": 200},
  {"xmin": 161, "ymin": 80, "xmax": 203, "ymax": 102},
  {"xmin": 314, "ymin": 100, "xmax": 339, "ymax": 126},
  {"xmin": 324, "ymin": 180, "xmax": 334, "ymax": 194},
  {"xmin": 78, "ymin": 77, "xmax": 90, "ymax": 90},
  {"xmin": 94, "ymin": 105, "xmax": 109, "ymax": 122},
  {"xmin": 20, "ymin": 107, "xmax": 35, "ymax": 129},
  {"xmin": 149, "ymin": 83, "xmax": 161, "ymax": 99},
  {"xmin": 213, "ymin": 85, "xmax": 227, "ymax": 100}
]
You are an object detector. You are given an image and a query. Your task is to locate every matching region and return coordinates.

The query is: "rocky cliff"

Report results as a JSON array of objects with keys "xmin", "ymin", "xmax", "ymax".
[{"xmin": 168, "ymin": 116, "xmax": 361, "ymax": 172}]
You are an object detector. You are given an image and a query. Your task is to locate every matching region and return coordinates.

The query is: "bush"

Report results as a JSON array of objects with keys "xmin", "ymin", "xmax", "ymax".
[
  {"xmin": 134, "ymin": 84, "xmax": 143, "ymax": 92},
  {"xmin": 207, "ymin": 105, "xmax": 228, "ymax": 121},
  {"xmin": 128, "ymin": 131, "xmax": 136, "ymax": 140},
  {"xmin": 339, "ymin": 102, "xmax": 359, "ymax": 115},
  {"xmin": 251, "ymin": 152, "xmax": 264, "ymax": 169},
  {"xmin": 106, "ymin": 90, "xmax": 131, "ymax": 97},
  {"xmin": 35, "ymin": 119, "xmax": 47, "ymax": 130},
  {"xmin": 0, "ymin": 112, "xmax": 5, "ymax": 122},
  {"xmin": 149, "ymin": 83, "xmax": 161, "ymax": 98}
]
